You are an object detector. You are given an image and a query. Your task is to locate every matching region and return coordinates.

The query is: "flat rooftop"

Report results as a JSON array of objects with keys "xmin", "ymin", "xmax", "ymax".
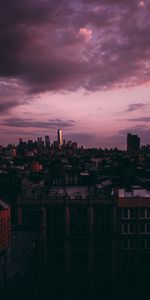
[
  {"xmin": 118, "ymin": 188, "xmax": 150, "ymax": 198},
  {"xmin": 49, "ymin": 186, "xmax": 91, "ymax": 199}
]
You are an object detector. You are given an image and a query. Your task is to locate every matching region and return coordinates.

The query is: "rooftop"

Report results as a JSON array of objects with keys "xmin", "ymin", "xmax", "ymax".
[
  {"xmin": 0, "ymin": 199, "xmax": 9, "ymax": 210},
  {"xmin": 48, "ymin": 186, "xmax": 91, "ymax": 199},
  {"xmin": 118, "ymin": 187, "xmax": 150, "ymax": 198}
]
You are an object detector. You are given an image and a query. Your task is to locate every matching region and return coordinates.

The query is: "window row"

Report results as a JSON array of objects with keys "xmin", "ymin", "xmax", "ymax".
[
  {"xmin": 122, "ymin": 223, "xmax": 150, "ymax": 234},
  {"xmin": 22, "ymin": 207, "xmax": 112, "ymax": 226},
  {"xmin": 122, "ymin": 238, "xmax": 150, "ymax": 249},
  {"xmin": 122, "ymin": 208, "xmax": 150, "ymax": 219}
]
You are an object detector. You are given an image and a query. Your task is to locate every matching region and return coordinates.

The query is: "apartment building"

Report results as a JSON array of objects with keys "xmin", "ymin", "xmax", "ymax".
[
  {"xmin": 18, "ymin": 180, "xmax": 114, "ymax": 300},
  {"xmin": 18, "ymin": 181, "xmax": 150, "ymax": 300},
  {"xmin": 116, "ymin": 187, "xmax": 150, "ymax": 300}
]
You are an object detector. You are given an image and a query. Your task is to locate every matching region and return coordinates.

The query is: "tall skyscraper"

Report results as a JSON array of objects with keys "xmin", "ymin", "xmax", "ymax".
[
  {"xmin": 58, "ymin": 129, "xmax": 63, "ymax": 147},
  {"xmin": 127, "ymin": 132, "xmax": 140, "ymax": 155}
]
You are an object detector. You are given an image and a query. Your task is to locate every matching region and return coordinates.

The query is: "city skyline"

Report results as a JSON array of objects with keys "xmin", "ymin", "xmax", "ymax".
[
  {"xmin": 0, "ymin": 129, "xmax": 143, "ymax": 151},
  {"xmin": 0, "ymin": 0, "xmax": 150, "ymax": 148}
]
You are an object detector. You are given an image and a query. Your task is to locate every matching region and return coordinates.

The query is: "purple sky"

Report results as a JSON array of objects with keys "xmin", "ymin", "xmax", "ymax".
[{"xmin": 0, "ymin": 0, "xmax": 150, "ymax": 148}]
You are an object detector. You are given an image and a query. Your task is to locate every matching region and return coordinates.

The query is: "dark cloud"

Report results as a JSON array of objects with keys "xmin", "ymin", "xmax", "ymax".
[
  {"xmin": 0, "ymin": 79, "xmax": 28, "ymax": 113},
  {"xmin": 128, "ymin": 117, "xmax": 150, "ymax": 122},
  {"xmin": 0, "ymin": 0, "xmax": 149, "ymax": 99},
  {"xmin": 81, "ymin": 0, "xmax": 137, "ymax": 4},
  {"xmin": 0, "ymin": 118, "xmax": 76, "ymax": 129},
  {"xmin": 126, "ymin": 103, "xmax": 148, "ymax": 112},
  {"xmin": 0, "ymin": 100, "xmax": 19, "ymax": 114},
  {"xmin": 0, "ymin": 0, "xmax": 71, "ymax": 27},
  {"xmin": 118, "ymin": 124, "xmax": 150, "ymax": 145},
  {"xmin": 118, "ymin": 125, "xmax": 148, "ymax": 136}
]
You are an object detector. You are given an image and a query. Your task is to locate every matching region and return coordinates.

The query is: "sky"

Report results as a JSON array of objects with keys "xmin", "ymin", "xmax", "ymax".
[{"xmin": 0, "ymin": 0, "xmax": 150, "ymax": 149}]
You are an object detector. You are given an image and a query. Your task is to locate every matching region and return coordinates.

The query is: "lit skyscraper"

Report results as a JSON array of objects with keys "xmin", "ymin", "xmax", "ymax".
[{"xmin": 58, "ymin": 129, "xmax": 63, "ymax": 147}]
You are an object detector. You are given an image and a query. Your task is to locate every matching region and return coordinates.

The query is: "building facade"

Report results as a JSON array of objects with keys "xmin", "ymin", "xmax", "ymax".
[
  {"xmin": 17, "ymin": 183, "xmax": 150, "ymax": 300},
  {"xmin": 116, "ymin": 187, "xmax": 150, "ymax": 300},
  {"xmin": 0, "ymin": 200, "xmax": 11, "ymax": 289}
]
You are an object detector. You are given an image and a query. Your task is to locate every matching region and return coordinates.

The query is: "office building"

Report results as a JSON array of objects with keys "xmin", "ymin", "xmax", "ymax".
[{"xmin": 45, "ymin": 135, "xmax": 50, "ymax": 149}]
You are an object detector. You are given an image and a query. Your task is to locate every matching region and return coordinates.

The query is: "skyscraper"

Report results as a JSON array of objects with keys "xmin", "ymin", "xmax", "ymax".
[
  {"xmin": 127, "ymin": 132, "xmax": 140, "ymax": 155},
  {"xmin": 37, "ymin": 137, "xmax": 44, "ymax": 151},
  {"xmin": 45, "ymin": 135, "xmax": 50, "ymax": 149},
  {"xmin": 58, "ymin": 129, "xmax": 63, "ymax": 147}
]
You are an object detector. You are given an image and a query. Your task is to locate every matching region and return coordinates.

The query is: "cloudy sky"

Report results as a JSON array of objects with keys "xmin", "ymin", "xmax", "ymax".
[{"xmin": 0, "ymin": 0, "xmax": 150, "ymax": 148}]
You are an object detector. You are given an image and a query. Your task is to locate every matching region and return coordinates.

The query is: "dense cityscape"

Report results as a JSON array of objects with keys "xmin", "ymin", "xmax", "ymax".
[
  {"xmin": 1, "ymin": 130, "xmax": 150, "ymax": 299},
  {"xmin": 1, "ymin": 0, "xmax": 150, "ymax": 299}
]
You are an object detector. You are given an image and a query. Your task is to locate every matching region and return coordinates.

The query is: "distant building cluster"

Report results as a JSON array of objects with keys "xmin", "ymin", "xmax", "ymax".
[{"xmin": 0, "ymin": 131, "xmax": 150, "ymax": 299}]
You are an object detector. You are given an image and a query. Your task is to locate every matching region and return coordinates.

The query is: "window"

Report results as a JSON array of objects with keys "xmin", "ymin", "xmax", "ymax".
[
  {"xmin": 147, "ymin": 208, "xmax": 150, "ymax": 219},
  {"xmin": 139, "ymin": 223, "xmax": 150, "ymax": 234},
  {"xmin": 147, "ymin": 223, "xmax": 150, "ymax": 233},
  {"xmin": 122, "ymin": 238, "xmax": 128, "ymax": 249},
  {"xmin": 122, "ymin": 239, "xmax": 135, "ymax": 249},
  {"xmin": 139, "ymin": 239, "xmax": 145, "ymax": 249},
  {"xmin": 122, "ymin": 224, "xmax": 128, "ymax": 234},
  {"xmin": 130, "ymin": 224, "xmax": 135, "ymax": 233},
  {"xmin": 130, "ymin": 208, "xmax": 136, "ymax": 219},
  {"xmin": 70, "ymin": 207, "xmax": 87, "ymax": 234},
  {"xmin": 139, "ymin": 208, "xmax": 145, "ymax": 219},
  {"xmin": 129, "ymin": 238, "xmax": 135, "ymax": 249},
  {"xmin": 139, "ymin": 223, "xmax": 145, "ymax": 234},
  {"xmin": 122, "ymin": 208, "xmax": 128, "ymax": 219},
  {"xmin": 146, "ymin": 239, "xmax": 150, "ymax": 248},
  {"xmin": 139, "ymin": 239, "xmax": 150, "ymax": 249},
  {"xmin": 94, "ymin": 208, "xmax": 111, "ymax": 234},
  {"xmin": 122, "ymin": 224, "xmax": 135, "ymax": 234},
  {"xmin": 47, "ymin": 207, "xmax": 65, "ymax": 234},
  {"xmin": 139, "ymin": 208, "xmax": 150, "ymax": 219},
  {"xmin": 122, "ymin": 208, "xmax": 136, "ymax": 219},
  {"xmin": 22, "ymin": 209, "xmax": 41, "ymax": 226}
]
